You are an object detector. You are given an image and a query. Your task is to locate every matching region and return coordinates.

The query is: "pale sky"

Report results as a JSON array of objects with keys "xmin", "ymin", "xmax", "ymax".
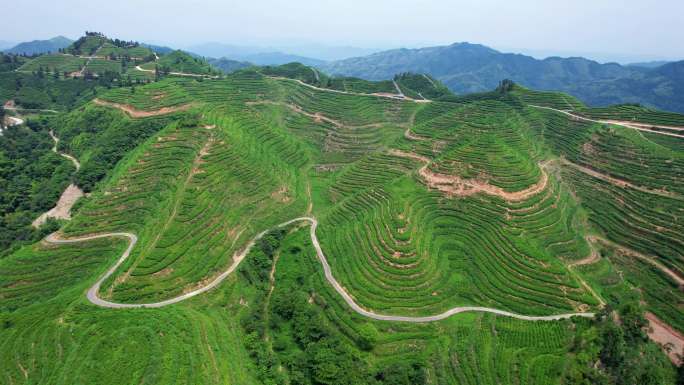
[{"xmin": 3, "ymin": 0, "xmax": 683, "ymax": 62}]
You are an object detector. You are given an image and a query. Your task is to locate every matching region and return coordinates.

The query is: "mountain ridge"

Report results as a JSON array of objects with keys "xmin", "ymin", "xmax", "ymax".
[
  {"xmin": 320, "ymin": 42, "xmax": 684, "ymax": 113},
  {"xmin": 4, "ymin": 36, "xmax": 73, "ymax": 55}
]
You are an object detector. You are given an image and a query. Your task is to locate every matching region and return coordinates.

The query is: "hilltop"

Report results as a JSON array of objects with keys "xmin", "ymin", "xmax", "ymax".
[
  {"xmin": 7, "ymin": 32, "xmax": 220, "ymax": 93},
  {"xmin": 3, "ymin": 36, "xmax": 73, "ymax": 55},
  {"xmin": 320, "ymin": 42, "xmax": 684, "ymax": 113}
]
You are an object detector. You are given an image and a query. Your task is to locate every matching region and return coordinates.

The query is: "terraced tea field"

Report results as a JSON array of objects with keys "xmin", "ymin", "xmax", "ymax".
[
  {"xmin": 18, "ymin": 54, "xmax": 87, "ymax": 73},
  {"xmin": 1, "ymin": 69, "xmax": 682, "ymax": 384}
]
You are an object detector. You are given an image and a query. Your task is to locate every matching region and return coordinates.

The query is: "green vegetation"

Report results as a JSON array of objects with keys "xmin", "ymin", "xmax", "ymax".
[
  {"xmin": 1, "ymin": 63, "xmax": 682, "ymax": 385},
  {"xmin": 66, "ymin": 32, "xmax": 109, "ymax": 55},
  {"xmin": 0, "ymin": 237, "xmax": 259, "ymax": 384},
  {"xmin": 207, "ymin": 57, "xmax": 253, "ymax": 73},
  {"xmin": 140, "ymin": 50, "xmax": 218, "ymax": 75},
  {"xmin": 580, "ymin": 104, "xmax": 684, "ymax": 126},
  {"xmin": 253, "ymin": 62, "xmax": 454, "ymax": 98},
  {"xmin": 18, "ymin": 54, "xmax": 87, "ymax": 73},
  {"xmin": 394, "ymin": 72, "xmax": 452, "ymax": 99},
  {"xmin": 0, "ymin": 53, "xmax": 28, "ymax": 72},
  {"xmin": 0, "ymin": 70, "xmax": 114, "ymax": 110},
  {"xmin": 0, "ymin": 119, "xmax": 71, "ymax": 255},
  {"xmin": 517, "ymin": 85, "xmax": 684, "ymax": 344},
  {"xmin": 239, "ymin": 226, "xmax": 585, "ymax": 385},
  {"xmin": 564, "ymin": 305, "xmax": 676, "ymax": 384},
  {"xmin": 54, "ymin": 104, "xmax": 180, "ymax": 192},
  {"xmin": 95, "ymin": 42, "xmax": 154, "ymax": 59},
  {"xmin": 2, "ymin": 32, "xmax": 225, "ymax": 114}
]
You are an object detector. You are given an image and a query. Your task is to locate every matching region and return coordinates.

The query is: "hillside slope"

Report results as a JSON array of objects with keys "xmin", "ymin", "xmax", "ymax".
[
  {"xmin": 0, "ymin": 67, "xmax": 682, "ymax": 384},
  {"xmin": 320, "ymin": 42, "xmax": 684, "ymax": 113}
]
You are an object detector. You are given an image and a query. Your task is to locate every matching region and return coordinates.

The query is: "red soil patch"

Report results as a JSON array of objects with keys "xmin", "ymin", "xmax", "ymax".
[
  {"xmin": 389, "ymin": 150, "xmax": 548, "ymax": 202},
  {"xmin": 646, "ymin": 312, "xmax": 684, "ymax": 366},
  {"xmin": 93, "ymin": 99, "xmax": 194, "ymax": 118}
]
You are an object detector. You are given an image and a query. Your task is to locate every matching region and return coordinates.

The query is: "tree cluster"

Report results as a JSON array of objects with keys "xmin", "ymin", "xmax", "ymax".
[
  {"xmin": 565, "ymin": 303, "xmax": 676, "ymax": 385},
  {"xmin": 0, "ymin": 118, "xmax": 69, "ymax": 255},
  {"xmin": 238, "ymin": 229, "xmax": 428, "ymax": 385}
]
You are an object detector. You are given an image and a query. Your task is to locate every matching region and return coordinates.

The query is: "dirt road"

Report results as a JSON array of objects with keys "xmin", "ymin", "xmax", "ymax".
[
  {"xmin": 32, "ymin": 130, "xmax": 84, "ymax": 227},
  {"xmin": 268, "ymin": 76, "xmax": 431, "ymax": 103},
  {"xmin": 134, "ymin": 65, "xmax": 218, "ymax": 78},
  {"xmin": 93, "ymin": 98, "xmax": 194, "ymax": 118},
  {"xmin": 49, "ymin": 130, "xmax": 80, "ymax": 170},
  {"xmin": 530, "ymin": 105, "xmax": 684, "ymax": 139}
]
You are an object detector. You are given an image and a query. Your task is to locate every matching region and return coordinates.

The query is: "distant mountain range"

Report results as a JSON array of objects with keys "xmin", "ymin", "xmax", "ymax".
[
  {"xmin": 141, "ymin": 43, "xmax": 175, "ymax": 55},
  {"xmin": 185, "ymin": 42, "xmax": 376, "ymax": 63},
  {"xmin": 320, "ymin": 42, "xmax": 684, "ymax": 113},
  {"xmin": 239, "ymin": 52, "xmax": 324, "ymax": 66},
  {"xmin": 207, "ymin": 57, "xmax": 253, "ymax": 73},
  {"xmin": 4, "ymin": 36, "xmax": 73, "ymax": 55},
  {"xmin": 627, "ymin": 61, "xmax": 672, "ymax": 69},
  {"xmin": 0, "ymin": 40, "xmax": 16, "ymax": 50},
  {"xmin": 187, "ymin": 42, "xmax": 326, "ymax": 66},
  {"xmin": 185, "ymin": 42, "xmax": 263, "ymax": 59}
]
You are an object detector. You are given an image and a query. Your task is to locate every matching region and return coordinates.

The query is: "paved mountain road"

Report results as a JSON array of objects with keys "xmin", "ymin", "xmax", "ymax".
[{"xmin": 44, "ymin": 217, "xmax": 594, "ymax": 321}]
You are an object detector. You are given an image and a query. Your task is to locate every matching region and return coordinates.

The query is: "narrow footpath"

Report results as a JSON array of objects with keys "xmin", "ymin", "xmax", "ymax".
[{"xmin": 32, "ymin": 130, "xmax": 84, "ymax": 227}]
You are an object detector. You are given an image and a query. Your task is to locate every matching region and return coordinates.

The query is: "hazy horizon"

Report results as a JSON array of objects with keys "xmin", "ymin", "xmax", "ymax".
[{"xmin": 3, "ymin": 0, "xmax": 683, "ymax": 63}]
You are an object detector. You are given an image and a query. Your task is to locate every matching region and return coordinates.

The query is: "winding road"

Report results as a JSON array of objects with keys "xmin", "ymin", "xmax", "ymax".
[
  {"xmin": 134, "ymin": 65, "xmax": 219, "ymax": 79},
  {"xmin": 44, "ymin": 217, "xmax": 594, "ymax": 321},
  {"xmin": 32, "ymin": 130, "xmax": 84, "ymax": 227},
  {"xmin": 35, "ymin": 96, "xmax": 669, "ymax": 322},
  {"xmin": 267, "ymin": 76, "xmax": 431, "ymax": 103},
  {"xmin": 5, "ymin": 107, "xmax": 58, "ymax": 113},
  {"xmin": 49, "ymin": 130, "xmax": 81, "ymax": 170},
  {"xmin": 34, "ymin": 93, "xmax": 599, "ymax": 321},
  {"xmin": 530, "ymin": 105, "xmax": 684, "ymax": 139}
]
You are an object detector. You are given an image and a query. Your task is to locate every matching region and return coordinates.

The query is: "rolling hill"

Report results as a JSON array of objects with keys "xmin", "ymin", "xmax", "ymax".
[
  {"xmin": 4, "ymin": 36, "xmax": 73, "ymax": 55},
  {"xmin": 0, "ymin": 46, "xmax": 683, "ymax": 385},
  {"xmin": 187, "ymin": 42, "xmax": 326, "ymax": 66},
  {"xmin": 320, "ymin": 42, "xmax": 684, "ymax": 113},
  {"xmin": 186, "ymin": 42, "xmax": 375, "ymax": 62},
  {"xmin": 207, "ymin": 57, "xmax": 253, "ymax": 73},
  {"xmin": 138, "ymin": 50, "xmax": 218, "ymax": 75},
  {"xmin": 240, "ymin": 52, "xmax": 326, "ymax": 66},
  {"xmin": 12, "ymin": 33, "xmax": 220, "ymax": 85}
]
